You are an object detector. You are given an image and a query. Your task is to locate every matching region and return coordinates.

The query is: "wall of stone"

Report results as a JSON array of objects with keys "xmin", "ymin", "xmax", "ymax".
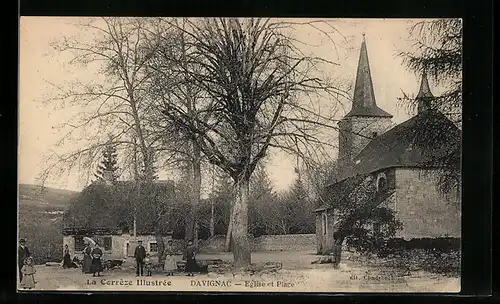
[
  {"xmin": 198, "ymin": 234, "xmax": 316, "ymax": 253},
  {"xmin": 338, "ymin": 116, "xmax": 394, "ymax": 172},
  {"xmin": 394, "ymin": 168, "xmax": 461, "ymax": 239},
  {"xmin": 252, "ymin": 234, "xmax": 316, "ymax": 251}
]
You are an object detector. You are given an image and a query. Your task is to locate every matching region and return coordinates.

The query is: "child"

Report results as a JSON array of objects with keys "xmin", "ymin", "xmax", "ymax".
[
  {"xmin": 20, "ymin": 257, "xmax": 36, "ymax": 290},
  {"xmin": 163, "ymin": 240, "xmax": 177, "ymax": 276},
  {"xmin": 144, "ymin": 253, "xmax": 152, "ymax": 276}
]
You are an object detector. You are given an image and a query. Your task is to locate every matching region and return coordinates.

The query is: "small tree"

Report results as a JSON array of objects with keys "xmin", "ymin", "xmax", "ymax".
[{"xmin": 322, "ymin": 175, "xmax": 403, "ymax": 265}]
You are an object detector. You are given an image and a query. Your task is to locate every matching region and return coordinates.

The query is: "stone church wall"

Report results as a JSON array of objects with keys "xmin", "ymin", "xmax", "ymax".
[
  {"xmin": 394, "ymin": 168, "xmax": 461, "ymax": 239},
  {"xmin": 338, "ymin": 116, "xmax": 393, "ymax": 172},
  {"xmin": 197, "ymin": 234, "xmax": 317, "ymax": 253}
]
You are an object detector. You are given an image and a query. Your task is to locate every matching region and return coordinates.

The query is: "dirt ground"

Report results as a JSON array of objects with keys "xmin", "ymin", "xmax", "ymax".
[{"xmin": 18, "ymin": 250, "xmax": 460, "ymax": 293}]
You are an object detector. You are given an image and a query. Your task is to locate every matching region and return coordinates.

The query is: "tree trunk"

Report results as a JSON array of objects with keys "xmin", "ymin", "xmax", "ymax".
[
  {"xmin": 184, "ymin": 141, "xmax": 201, "ymax": 257},
  {"xmin": 154, "ymin": 230, "xmax": 165, "ymax": 265},
  {"xmin": 225, "ymin": 200, "xmax": 236, "ymax": 252},
  {"xmin": 231, "ymin": 177, "xmax": 251, "ymax": 267},
  {"xmin": 209, "ymin": 200, "xmax": 215, "ymax": 237},
  {"xmin": 332, "ymin": 237, "xmax": 344, "ymax": 269}
]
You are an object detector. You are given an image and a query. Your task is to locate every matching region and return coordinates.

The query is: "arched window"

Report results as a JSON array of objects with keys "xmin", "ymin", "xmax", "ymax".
[
  {"xmin": 322, "ymin": 213, "xmax": 328, "ymax": 235},
  {"xmin": 376, "ymin": 173, "xmax": 388, "ymax": 193}
]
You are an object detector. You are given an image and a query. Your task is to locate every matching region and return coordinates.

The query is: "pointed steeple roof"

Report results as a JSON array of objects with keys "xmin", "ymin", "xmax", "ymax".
[
  {"xmin": 416, "ymin": 69, "xmax": 434, "ymax": 113},
  {"xmin": 345, "ymin": 35, "xmax": 392, "ymax": 118}
]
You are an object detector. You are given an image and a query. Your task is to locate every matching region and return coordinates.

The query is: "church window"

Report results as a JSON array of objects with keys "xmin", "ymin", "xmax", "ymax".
[
  {"xmin": 322, "ymin": 213, "xmax": 328, "ymax": 235},
  {"xmin": 376, "ymin": 173, "xmax": 388, "ymax": 193}
]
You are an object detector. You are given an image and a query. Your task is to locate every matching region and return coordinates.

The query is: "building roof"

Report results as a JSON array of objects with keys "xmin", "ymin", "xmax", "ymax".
[
  {"xmin": 340, "ymin": 109, "xmax": 461, "ymax": 181},
  {"xmin": 416, "ymin": 70, "xmax": 434, "ymax": 113},
  {"xmin": 345, "ymin": 35, "xmax": 392, "ymax": 118},
  {"xmin": 62, "ymin": 227, "xmax": 173, "ymax": 236},
  {"xmin": 319, "ymin": 174, "xmax": 395, "ymax": 212},
  {"xmin": 318, "ymin": 173, "xmax": 372, "ymax": 212}
]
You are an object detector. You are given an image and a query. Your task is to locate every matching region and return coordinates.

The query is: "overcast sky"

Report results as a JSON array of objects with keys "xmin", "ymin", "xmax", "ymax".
[{"xmin": 19, "ymin": 17, "xmax": 443, "ymax": 193}]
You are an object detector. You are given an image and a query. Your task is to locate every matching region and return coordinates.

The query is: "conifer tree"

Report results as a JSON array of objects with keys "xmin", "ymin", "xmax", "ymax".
[{"xmin": 94, "ymin": 142, "xmax": 119, "ymax": 183}]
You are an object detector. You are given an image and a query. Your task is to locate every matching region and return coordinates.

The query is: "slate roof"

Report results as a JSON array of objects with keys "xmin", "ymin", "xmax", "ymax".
[
  {"xmin": 318, "ymin": 174, "xmax": 395, "ymax": 212},
  {"xmin": 341, "ymin": 109, "xmax": 461, "ymax": 181},
  {"xmin": 316, "ymin": 173, "xmax": 371, "ymax": 212}
]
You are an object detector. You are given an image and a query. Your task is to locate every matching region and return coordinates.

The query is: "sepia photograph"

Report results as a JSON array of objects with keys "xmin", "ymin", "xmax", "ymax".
[{"xmin": 18, "ymin": 17, "xmax": 462, "ymax": 293}]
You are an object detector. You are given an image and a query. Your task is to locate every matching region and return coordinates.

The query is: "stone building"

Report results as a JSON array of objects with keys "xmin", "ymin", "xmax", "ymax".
[
  {"xmin": 62, "ymin": 227, "xmax": 173, "ymax": 260},
  {"xmin": 315, "ymin": 36, "xmax": 461, "ymax": 255}
]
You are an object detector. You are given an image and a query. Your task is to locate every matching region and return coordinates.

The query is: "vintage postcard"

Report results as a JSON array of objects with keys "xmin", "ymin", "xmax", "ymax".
[{"xmin": 18, "ymin": 17, "xmax": 462, "ymax": 293}]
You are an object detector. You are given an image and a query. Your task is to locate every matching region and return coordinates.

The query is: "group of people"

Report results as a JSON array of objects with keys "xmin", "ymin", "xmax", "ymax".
[
  {"xmin": 81, "ymin": 242, "xmax": 104, "ymax": 276},
  {"xmin": 134, "ymin": 239, "xmax": 198, "ymax": 276},
  {"xmin": 18, "ymin": 238, "xmax": 36, "ymax": 289},
  {"xmin": 18, "ymin": 237, "xmax": 201, "ymax": 289}
]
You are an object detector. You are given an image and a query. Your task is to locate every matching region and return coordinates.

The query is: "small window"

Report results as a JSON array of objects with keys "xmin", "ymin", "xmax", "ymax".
[
  {"xmin": 74, "ymin": 236, "xmax": 86, "ymax": 252},
  {"xmin": 378, "ymin": 177, "xmax": 387, "ymax": 192},
  {"xmin": 103, "ymin": 236, "xmax": 112, "ymax": 251},
  {"xmin": 150, "ymin": 242, "xmax": 158, "ymax": 252},
  {"xmin": 372, "ymin": 132, "xmax": 378, "ymax": 138},
  {"xmin": 376, "ymin": 173, "xmax": 388, "ymax": 193},
  {"xmin": 322, "ymin": 213, "xmax": 328, "ymax": 235}
]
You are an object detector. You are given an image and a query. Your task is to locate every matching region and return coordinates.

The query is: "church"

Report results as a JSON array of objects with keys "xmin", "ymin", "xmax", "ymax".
[{"xmin": 315, "ymin": 36, "xmax": 461, "ymax": 255}]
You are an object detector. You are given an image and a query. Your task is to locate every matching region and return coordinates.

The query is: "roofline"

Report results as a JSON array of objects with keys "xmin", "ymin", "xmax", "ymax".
[
  {"xmin": 327, "ymin": 164, "xmax": 459, "ymax": 187},
  {"xmin": 344, "ymin": 113, "xmax": 394, "ymax": 118}
]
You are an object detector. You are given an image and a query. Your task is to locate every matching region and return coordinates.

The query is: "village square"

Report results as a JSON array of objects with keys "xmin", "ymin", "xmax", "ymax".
[{"xmin": 18, "ymin": 17, "xmax": 462, "ymax": 292}]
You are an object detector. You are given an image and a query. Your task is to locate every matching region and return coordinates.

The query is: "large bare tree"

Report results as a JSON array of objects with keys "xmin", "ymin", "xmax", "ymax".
[
  {"xmin": 143, "ymin": 18, "xmax": 208, "ymax": 250},
  {"xmin": 154, "ymin": 18, "xmax": 348, "ymax": 266}
]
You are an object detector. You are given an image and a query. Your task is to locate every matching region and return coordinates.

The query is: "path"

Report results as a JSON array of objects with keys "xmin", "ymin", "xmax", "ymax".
[{"xmin": 18, "ymin": 251, "xmax": 460, "ymax": 293}]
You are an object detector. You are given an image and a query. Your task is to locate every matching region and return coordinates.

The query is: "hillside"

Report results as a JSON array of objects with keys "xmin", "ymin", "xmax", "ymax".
[
  {"xmin": 18, "ymin": 184, "xmax": 80, "ymax": 263},
  {"xmin": 18, "ymin": 184, "xmax": 79, "ymax": 211}
]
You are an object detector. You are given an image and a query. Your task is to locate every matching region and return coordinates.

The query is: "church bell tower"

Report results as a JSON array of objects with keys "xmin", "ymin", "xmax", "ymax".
[{"xmin": 337, "ymin": 35, "xmax": 393, "ymax": 176}]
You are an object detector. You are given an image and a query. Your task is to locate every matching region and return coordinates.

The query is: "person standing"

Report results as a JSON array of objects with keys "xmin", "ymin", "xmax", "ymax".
[
  {"xmin": 184, "ymin": 240, "xmax": 198, "ymax": 276},
  {"xmin": 134, "ymin": 240, "xmax": 146, "ymax": 276},
  {"xmin": 62, "ymin": 244, "xmax": 72, "ymax": 268},
  {"xmin": 144, "ymin": 253, "xmax": 152, "ymax": 276},
  {"xmin": 82, "ymin": 243, "xmax": 93, "ymax": 274},
  {"xmin": 163, "ymin": 240, "xmax": 177, "ymax": 276},
  {"xmin": 18, "ymin": 238, "xmax": 31, "ymax": 283},
  {"xmin": 20, "ymin": 257, "xmax": 36, "ymax": 289},
  {"xmin": 90, "ymin": 243, "xmax": 103, "ymax": 277}
]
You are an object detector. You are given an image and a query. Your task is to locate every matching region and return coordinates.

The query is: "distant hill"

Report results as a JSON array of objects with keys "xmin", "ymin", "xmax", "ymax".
[
  {"xmin": 18, "ymin": 184, "xmax": 80, "ymax": 211},
  {"xmin": 18, "ymin": 184, "xmax": 79, "ymax": 264}
]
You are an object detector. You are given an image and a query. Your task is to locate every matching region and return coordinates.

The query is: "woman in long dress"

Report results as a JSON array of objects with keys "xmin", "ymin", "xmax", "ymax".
[
  {"xmin": 90, "ymin": 243, "xmax": 103, "ymax": 277},
  {"xmin": 163, "ymin": 240, "xmax": 177, "ymax": 276},
  {"xmin": 184, "ymin": 240, "xmax": 198, "ymax": 276},
  {"xmin": 82, "ymin": 244, "xmax": 92, "ymax": 273},
  {"xmin": 62, "ymin": 244, "xmax": 72, "ymax": 268}
]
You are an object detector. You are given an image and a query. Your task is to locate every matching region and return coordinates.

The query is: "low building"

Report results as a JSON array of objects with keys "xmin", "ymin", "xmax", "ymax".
[{"xmin": 62, "ymin": 227, "xmax": 173, "ymax": 260}]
